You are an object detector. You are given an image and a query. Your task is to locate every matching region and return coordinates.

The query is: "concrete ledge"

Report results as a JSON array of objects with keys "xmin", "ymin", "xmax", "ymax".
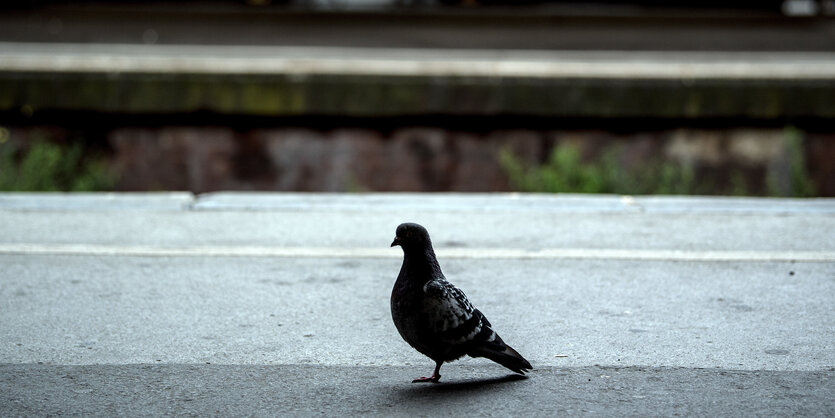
[
  {"xmin": 5, "ymin": 44, "xmax": 835, "ymax": 79},
  {"xmin": 2, "ymin": 192, "xmax": 835, "ymax": 214},
  {"xmin": 192, "ymin": 192, "xmax": 835, "ymax": 214},
  {"xmin": 0, "ymin": 192, "xmax": 194, "ymax": 210},
  {"xmin": 2, "ymin": 43, "xmax": 834, "ymax": 118}
]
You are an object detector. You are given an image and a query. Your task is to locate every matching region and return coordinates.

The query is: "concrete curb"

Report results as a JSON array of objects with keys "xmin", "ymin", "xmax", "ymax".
[
  {"xmin": 2, "ymin": 43, "xmax": 833, "ymax": 117},
  {"xmin": 2, "ymin": 192, "xmax": 834, "ymax": 214}
]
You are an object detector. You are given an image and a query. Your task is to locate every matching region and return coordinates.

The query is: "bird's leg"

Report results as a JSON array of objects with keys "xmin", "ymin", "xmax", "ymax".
[{"xmin": 412, "ymin": 361, "xmax": 442, "ymax": 383}]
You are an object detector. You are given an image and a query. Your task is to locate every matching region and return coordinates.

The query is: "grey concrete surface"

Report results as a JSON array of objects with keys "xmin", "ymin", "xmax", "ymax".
[
  {"xmin": 1, "ymin": 255, "xmax": 833, "ymax": 370},
  {"xmin": 0, "ymin": 192, "xmax": 193, "ymax": 211},
  {"xmin": 0, "ymin": 193, "xmax": 833, "ymax": 416},
  {"xmin": 4, "ymin": 43, "xmax": 835, "ymax": 79},
  {"xmin": 1, "ymin": 193, "xmax": 833, "ymax": 253},
  {"xmin": 2, "ymin": 365, "xmax": 833, "ymax": 416}
]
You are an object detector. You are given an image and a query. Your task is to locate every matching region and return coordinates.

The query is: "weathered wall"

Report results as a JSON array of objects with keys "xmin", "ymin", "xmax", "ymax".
[
  {"xmin": 107, "ymin": 128, "xmax": 544, "ymax": 193},
  {"xmin": 99, "ymin": 127, "xmax": 833, "ymax": 196},
  {"xmin": 3, "ymin": 125, "xmax": 832, "ymax": 195}
]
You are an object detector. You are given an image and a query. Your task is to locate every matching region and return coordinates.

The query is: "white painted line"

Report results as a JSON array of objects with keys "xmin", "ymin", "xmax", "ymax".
[
  {"xmin": 0, "ymin": 243, "xmax": 831, "ymax": 262},
  {"xmin": 1, "ymin": 43, "xmax": 834, "ymax": 79}
]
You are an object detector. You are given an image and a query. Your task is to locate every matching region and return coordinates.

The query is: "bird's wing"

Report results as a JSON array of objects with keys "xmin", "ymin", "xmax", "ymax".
[
  {"xmin": 422, "ymin": 279, "xmax": 489, "ymax": 345},
  {"xmin": 420, "ymin": 279, "xmax": 531, "ymax": 374}
]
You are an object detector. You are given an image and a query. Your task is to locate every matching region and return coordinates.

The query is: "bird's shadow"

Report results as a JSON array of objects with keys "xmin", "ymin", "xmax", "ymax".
[{"xmin": 394, "ymin": 373, "xmax": 528, "ymax": 398}]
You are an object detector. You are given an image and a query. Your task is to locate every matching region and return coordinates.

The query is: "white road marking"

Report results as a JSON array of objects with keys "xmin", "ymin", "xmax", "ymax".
[{"xmin": 0, "ymin": 243, "xmax": 831, "ymax": 262}]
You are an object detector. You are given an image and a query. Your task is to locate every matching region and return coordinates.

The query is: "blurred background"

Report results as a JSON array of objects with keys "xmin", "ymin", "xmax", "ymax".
[{"xmin": 0, "ymin": 0, "xmax": 833, "ymax": 196}]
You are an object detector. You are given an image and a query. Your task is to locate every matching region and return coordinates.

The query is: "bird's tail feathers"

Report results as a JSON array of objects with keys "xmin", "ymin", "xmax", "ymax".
[{"xmin": 468, "ymin": 341, "xmax": 532, "ymax": 375}]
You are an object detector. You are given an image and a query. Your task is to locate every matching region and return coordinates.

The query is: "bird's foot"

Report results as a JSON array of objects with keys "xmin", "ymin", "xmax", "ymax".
[{"xmin": 411, "ymin": 374, "xmax": 441, "ymax": 383}]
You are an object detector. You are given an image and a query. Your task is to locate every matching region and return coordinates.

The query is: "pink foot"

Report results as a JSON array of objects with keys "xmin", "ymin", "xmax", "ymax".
[
  {"xmin": 411, "ymin": 374, "xmax": 441, "ymax": 383},
  {"xmin": 412, "ymin": 362, "xmax": 443, "ymax": 383}
]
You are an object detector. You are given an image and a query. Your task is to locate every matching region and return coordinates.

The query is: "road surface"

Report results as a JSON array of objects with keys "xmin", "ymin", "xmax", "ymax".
[{"xmin": 1, "ymin": 193, "xmax": 833, "ymax": 415}]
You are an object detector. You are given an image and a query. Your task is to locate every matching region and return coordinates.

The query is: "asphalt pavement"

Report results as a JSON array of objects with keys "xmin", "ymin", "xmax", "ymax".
[{"xmin": 1, "ymin": 193, "xmax": 833, "ymax": 416}]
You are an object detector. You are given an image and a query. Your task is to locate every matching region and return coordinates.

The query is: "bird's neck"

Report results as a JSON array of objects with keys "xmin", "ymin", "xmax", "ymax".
[{"xmin": 402, "ymin": 246, "xmax": 443, "ymax": 282}]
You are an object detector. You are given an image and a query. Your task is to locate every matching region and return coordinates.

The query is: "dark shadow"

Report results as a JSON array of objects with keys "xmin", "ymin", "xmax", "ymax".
[{"xmin": 395, "ymin": 373, "xmax": 528, "ymax": 397}]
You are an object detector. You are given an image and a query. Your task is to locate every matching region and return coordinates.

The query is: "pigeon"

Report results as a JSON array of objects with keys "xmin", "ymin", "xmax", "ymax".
[{"xmin": 390, "ymin": 222, "xmax": 532, "ymax": 383}]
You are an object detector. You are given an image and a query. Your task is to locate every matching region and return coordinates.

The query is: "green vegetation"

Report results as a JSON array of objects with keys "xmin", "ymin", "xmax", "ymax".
[
  {"xmin": 766, "ymin": 127, "xmax": 816, "ymax": 197},
  {"xmin": 500, "ymin": 144, "xmax": 700, "ymax": 195},
  {"xmin": 500, "ymin": 128, "xmax": 817, "ymax": 196},
  {"xmin": 0, "ymin": 131, "xmax": 116, "ymax": 192}
]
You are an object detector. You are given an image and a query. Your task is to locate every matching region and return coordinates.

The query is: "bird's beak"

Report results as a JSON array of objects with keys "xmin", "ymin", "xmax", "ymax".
[{"xmin": 390, "ymin": 237, "xmax": 400, "ymax": 247}]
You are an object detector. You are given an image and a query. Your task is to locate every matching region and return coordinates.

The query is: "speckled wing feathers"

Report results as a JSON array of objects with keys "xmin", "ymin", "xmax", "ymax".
[{"xmin": 422, "ymin": 279, "xmax": 495, "ymax": 345}]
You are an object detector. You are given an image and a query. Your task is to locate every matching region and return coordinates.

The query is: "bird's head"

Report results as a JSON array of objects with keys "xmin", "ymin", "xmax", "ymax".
[{"xmin": 390, "ymin": 222, "xmax": 431, "ymax": 250}]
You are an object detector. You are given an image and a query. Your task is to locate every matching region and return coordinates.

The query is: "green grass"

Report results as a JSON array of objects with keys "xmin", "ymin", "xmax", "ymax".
[
  {"xmin": 500, "ymin": 128, "xmax": 817, "ymax": 196},
  {"xmin": 500, "ymin": 144, "xmax": 701, "ymax": 195},
  {"xmin": 766, "ymin": 127, "xmax": 816, "ymax": 197},
  {"xmin": 0, "ymin": 132, "xmax": 117, "ymax": 192}
]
